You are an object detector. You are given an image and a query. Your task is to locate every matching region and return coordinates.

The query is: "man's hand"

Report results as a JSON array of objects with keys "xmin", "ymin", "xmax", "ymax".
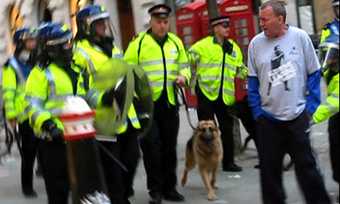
[{"xmin": 175, "ymin": 75, "xmax": 186, "ymax": 87}]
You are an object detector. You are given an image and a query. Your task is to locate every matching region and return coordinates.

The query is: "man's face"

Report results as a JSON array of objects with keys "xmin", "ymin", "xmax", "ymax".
[
  {"xmin": 94, "ymin": 19, "xmax": 107, "ymax": 38},
  {"xmin": 259, "ymin": 6, "xmax": 284, "ymax": 39},
  {"xmin": 150, "ymin": 16, "xmax": 170, "ymax": 38},
  {"xmin": 24, "ymin": 38, "xmax": 37, "ymax": 51},
  {"xmin": 213, "ymin": 22, "xmax": 230, "ymax": 39}
]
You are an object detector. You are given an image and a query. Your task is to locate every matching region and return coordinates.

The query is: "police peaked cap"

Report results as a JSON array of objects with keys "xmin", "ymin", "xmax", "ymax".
[
  {"xmin": 210, "ymin": 16, "xmax": 230, "ymax": 27},
  {"xmin": 333, "ymin": 0, "xmax": 339, "ymax": 6},
  {"xmin": 148, "ymin": 4, "xmax": 172, "ymax": 18}
]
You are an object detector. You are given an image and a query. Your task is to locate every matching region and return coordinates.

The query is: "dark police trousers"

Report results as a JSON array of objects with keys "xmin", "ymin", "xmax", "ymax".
[
  {"xmin": 140, "ymin": 93, "xmax": 180, "ymax": 195},
  {"xmin": 257, "ymin": 111, "xmax": 331, "ymax": 204},
  {"xmin": 39, "ymin": 140, "xmax": 69, "ymax": 204},
  {"xmin": 234, "ymin": 97, "xmax": 258, "ymax": 149},
  {"xmin": 19, "ymin": 120, "xmax": 39, "ymax": 193},
  {"xmin": 98, "ymin": 124, "xmax": 140, "ymax": 204},
  {"xmin": 329, "ymin": 112, "xmax": 339, "ymax": 184}
]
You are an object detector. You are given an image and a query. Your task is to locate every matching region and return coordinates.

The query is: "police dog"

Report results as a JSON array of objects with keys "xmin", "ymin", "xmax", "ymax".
[{"xmin": 181, "ymin": 120, "xmax": 223, "ymax": 201}]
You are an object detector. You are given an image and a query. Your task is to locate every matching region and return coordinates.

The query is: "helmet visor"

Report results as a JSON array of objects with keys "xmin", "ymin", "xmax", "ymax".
[
  {"xmin": 319, "ymin": 42, "xmax": 339, "ymax": 72},
  {"xmin": 46, "ymin": 32, "xmax": 73, "ymax": 47},
  {"xmin": 91, "ymin": 18, "xmax": 114, "ymax": 39}
]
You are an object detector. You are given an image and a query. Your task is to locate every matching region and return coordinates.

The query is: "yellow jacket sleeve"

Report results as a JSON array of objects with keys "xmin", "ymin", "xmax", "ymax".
[
  {"xmin": 2, "ymin": 65, "xmax": 17, "ymax": 120},
  {"xmin": 313, "ymin": 74, "xmax": 339, "ymax": 123},
  {"xmin": 25, "ymin": 66, "xmax": 52, "ymax": 134}
]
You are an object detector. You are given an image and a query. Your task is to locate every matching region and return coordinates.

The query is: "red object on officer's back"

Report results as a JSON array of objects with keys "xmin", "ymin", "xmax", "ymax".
[
  {"xmin": 235, "ymin": 77, "xmax": 248, "ymax": 102},
  {"xmin": 60, "ymin": 111, "xmax": 96, "ymax": 141}
]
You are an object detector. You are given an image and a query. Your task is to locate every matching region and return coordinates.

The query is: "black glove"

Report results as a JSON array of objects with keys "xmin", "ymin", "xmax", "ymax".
[
  {"xmin": 101, "ymin": 87, "xmax": 116, "ymax": 107},
  {"xmin": 42, "ymin": 119, "xmax": 63, "ymax": 142},
  {"xmin": 222, "ymin": 39, "xmax": 233, "ymax": 55},
  {"xmin": 101, "ymin": 78, "xmax": 126, "ymax": 107}
]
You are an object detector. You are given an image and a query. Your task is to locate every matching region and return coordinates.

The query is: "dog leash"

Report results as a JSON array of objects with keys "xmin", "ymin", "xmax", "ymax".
[{"xmin": 175, "ymin": 85, "xmax": 197, "ymax": 130}]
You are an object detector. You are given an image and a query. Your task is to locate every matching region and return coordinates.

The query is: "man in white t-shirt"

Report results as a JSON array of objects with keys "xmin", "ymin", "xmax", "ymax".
[{"xmin": 247, "ymin": 1, "xmax": 331, "ymax": 204}]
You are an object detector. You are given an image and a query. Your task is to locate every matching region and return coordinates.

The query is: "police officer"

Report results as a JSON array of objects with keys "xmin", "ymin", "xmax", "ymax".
[
  {"xmin": 315, "ymin": 2, "xmax": 339, "ymax": 200},
  {"xmin": 25, "ymin": 23, "xmax": 108, "ymax": 204},
  {"xmin": 74, "ymin": 5, "xmax": 142, "ymax": 204},
  {"xmin": 189, "ymin": 16, "xmax": 251, "ymax": 172},
  {"xmin": 2, "ymin": 28, "xmax": 38, "ymax": 197},
  {"xmin": 320, "ymin": 0, "xmax": 339, "ymax": 44},
  {"xmin": 124, "ymin": 4, "xmax": 190, "ymax": 204}
]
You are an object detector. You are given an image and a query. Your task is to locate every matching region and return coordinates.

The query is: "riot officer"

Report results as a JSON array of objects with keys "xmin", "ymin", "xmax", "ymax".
[
  {"xmin": 2, "ymin": 27, "xmax": 38, "ymax": 198},
  {"xmin": 74, "ymin": 5, "xmax": 143, "ymax": 204},
  {"xmin": 25, "ymin": 23, "xmax": 111, "ymax": 204},
  {"xmin": 314, "ymin": 3, "xmax": 339, "ymax": 200},
  {"xmin": 189, "ymin": 16, "xmax": 252, "ymax": 172},
  {"xmin": 124, "ymin": 4, "xmax": 190, "ymax": 204}
]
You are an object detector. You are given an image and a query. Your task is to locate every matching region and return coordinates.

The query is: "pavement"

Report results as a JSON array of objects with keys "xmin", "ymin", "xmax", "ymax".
[{"xmin": 0, "ymin": 107, "xmax": 338, "ymax": 204}]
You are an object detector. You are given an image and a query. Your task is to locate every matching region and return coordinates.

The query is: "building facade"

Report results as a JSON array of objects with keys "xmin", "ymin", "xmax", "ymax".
[
  {"xmin": 0, "ymin": 0, "xmax": 164, "ymax": 66},
  {"xmin": 0, "ymin": 0, "xmax": 336, "ymax": 66}
]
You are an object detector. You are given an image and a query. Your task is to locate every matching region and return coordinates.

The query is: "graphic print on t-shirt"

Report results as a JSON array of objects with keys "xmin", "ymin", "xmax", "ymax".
[{"xmin": 267, "ymin": 45, "xmax": 296, "ymax": 95}]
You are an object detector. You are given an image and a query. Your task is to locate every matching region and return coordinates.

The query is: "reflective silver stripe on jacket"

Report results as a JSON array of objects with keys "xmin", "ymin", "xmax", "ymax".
[
  {"xmin": 140, "ymin": 59, "xmax": 177, "ymax": 66},
  {"xmin": 45, "ymin": 68, "xmax": 56, "ymax": 98},
  {"xmin": 113, "ymin": 53, "xmax": 123, "ymax": 59},
  {"xmin": 223, "ymin": 88, "xmax": 234, "ymax": 96},
  {"xmin": 87, "ymin": 89, "xmax": 100, "ymax": 107},
  {"xmin": 26, "ymin": 97, "xmax": 45, "ymax": 125},
  {"xmin": 325, "ymin": 101, "xmax": 338, "ymax": 113},
  {"xmin": 179, "ymin": 63, "xmax": 189, "ymax": 69},
  {"xmin": 197, "ymin": 63, "xmax": 237, "ymax": 72},
  {"xmin": 145, "ymin": 70, "xmax": 178, "ymax": 77},
  {"xmin": 149, "ymin": 81, "xmax": 174, "ymax": 88},
  {"xmin": 9, "ymin": 57, "xmax": 26, "ymax": 85},
  {"xmin": 77, "ymin": 47, "xmax": 97, "ymax": 76}
]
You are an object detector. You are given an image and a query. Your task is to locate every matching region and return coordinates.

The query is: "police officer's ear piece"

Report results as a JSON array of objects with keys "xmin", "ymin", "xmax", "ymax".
[{"xmin": 222, "ymin": 39, "xmax": 233, "ymax": 55}]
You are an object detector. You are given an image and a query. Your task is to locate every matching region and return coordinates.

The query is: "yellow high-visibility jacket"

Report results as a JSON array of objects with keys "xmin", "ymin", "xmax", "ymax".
[{"xmin": 124, "ymin": 31, "xmax": 191, "ymax": 105}]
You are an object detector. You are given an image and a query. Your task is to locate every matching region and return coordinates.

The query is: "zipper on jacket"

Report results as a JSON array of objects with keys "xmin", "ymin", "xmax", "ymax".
[
  {"xmin": 219, "ymin": 51, "xmax": 226, "ymax": 98},
  {"xmin": 160, "ymin": 46, "xmax": 167, "ymax": 98}
]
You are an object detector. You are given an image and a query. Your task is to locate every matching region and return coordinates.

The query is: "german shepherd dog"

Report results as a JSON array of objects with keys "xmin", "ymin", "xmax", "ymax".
[{"xmin": 181, "ymin": 120, "xmax": 223, "ymax": 201}]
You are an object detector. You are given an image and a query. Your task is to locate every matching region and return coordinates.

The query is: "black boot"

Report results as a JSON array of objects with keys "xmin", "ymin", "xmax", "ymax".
[
  {"xmin": 163, "ymin": 189, "xmax": 184, "ymax": 202},
  {"xmin": 149, "ymin": 191, "xmax": 162, "ymax": 204}
]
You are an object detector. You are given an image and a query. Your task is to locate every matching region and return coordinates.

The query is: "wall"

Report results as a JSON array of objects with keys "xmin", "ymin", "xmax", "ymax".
[
  {"xmin": 95, "ymin": 0, "xmax": 122, "ymax": 48},
  {"xmin": 314, "ymin": 0, "xmax": 334, "ymax": 33},
  {"xmin": 131, "ymin": 0, "xmax": 164, "ymax": 33}
]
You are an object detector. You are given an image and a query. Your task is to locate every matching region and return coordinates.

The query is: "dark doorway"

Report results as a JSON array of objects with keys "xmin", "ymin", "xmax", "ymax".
[{"xmin": 117, "ymin": 0, "xmax": 135, "ymax": 51}]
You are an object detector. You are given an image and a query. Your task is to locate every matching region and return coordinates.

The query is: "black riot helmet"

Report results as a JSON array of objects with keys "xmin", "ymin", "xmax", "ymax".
[
  {"xmin": 76, "ymin": 5, "xmax": 114, "ymax": 41},
  {"xmin": 13, "ymin": 27, "xmax": 37, "ymax": 63},
  {"xmin": 37, "ymin": 23, "xmax": 73, "ymax": 68}
]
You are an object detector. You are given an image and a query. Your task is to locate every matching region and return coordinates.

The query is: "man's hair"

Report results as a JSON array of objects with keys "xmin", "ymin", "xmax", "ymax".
[{"xmin": 261, "ymin": 0, "xmax": 287, "ymax": 22}]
